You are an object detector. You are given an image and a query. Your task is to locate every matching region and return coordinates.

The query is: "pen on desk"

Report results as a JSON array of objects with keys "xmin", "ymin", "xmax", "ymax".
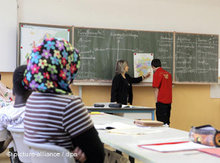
[
  {"xmin": 96, "ymin": 127, "xmax": 115, "ymax": 130},
  {"xmin": 106, "ymin": 127, "xmax": 115, "ymax": 130}
]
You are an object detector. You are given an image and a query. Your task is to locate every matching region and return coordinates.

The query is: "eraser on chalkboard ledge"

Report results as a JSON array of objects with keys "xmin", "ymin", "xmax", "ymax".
[
  {"xmin": 109, "ymin": 103, "xmax": 122, "ymax": 108},
  {"xmin": 94, "ymin": 104, "xmax": 105, "ymax": 107}
]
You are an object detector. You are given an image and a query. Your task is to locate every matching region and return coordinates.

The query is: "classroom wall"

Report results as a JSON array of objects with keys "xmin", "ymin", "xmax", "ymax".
[
  {"xmin": 0, "ymin": 0, "xmax": 17, "ymax": 72},
  {"xmin": 1, "ymin": 0, "xmax": 220, "ymax": 131}
]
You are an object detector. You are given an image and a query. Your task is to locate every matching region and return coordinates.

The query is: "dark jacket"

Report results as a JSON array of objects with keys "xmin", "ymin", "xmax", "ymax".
[
  {"xmin": 111, "ymin": 73, "xmax": 142, "ymax": 105},
  {"xmin": 72, "ymin": 127, "xmax": 105, "ymax": 163}
]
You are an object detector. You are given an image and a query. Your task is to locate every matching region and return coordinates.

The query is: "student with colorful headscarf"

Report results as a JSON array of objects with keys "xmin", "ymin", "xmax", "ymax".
[{"xmin": 23, "ymin": 38, "xmax": 104, "ymax": 163}]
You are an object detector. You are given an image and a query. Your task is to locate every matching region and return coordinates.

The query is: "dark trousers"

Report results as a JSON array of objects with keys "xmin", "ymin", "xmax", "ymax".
[{"xmin": 156, "ymin": 102, "xmax": 171, "ymax": 125}]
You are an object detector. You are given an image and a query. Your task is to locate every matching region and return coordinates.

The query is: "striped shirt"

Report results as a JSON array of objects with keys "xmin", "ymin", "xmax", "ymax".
[{"xmin": 24, "ymin": 92, "xmax": 93, "ymax": 150}]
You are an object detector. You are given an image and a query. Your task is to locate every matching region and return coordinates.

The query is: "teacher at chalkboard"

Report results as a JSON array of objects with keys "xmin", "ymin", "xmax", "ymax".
[{"xmin": 111, "ymin": 60, "xmax": 150, "ymax": 105}]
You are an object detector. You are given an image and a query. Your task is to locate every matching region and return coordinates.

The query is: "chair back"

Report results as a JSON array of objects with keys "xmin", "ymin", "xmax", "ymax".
[
  {"xmin": 7, "ymin": 126, "xmax": 31, "ymax": 163},
  {"xmin": 24, "ymin": 140, "xmax": 75, "ymax": 163}
]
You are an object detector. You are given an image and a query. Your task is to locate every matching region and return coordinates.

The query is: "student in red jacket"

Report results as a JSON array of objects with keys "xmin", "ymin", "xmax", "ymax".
[{"xmin": 151, "ymin": 59, "xmax": 172, "ymax": 125}]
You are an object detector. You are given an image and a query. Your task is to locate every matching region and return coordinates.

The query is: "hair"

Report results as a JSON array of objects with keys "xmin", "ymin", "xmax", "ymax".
[
  {"xmin": 115, "ymin": 60, "xmax": 128, "ymax": 74},
  {"xmin": 13, "ymin": 65, "xmax": 29, "ymax": 95},
  {"xmin": 151, "ymin": 59, "xmax": 161, "ymax": 68}
]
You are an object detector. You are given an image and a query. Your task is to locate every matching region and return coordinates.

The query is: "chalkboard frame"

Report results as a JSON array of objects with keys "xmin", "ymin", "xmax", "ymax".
[
  {"xmin": 18, "ymin": 24, "xmax": 219, "ymax": 85},
  {"xmin": 18, "ymin": 22, "xmax": 73, "ymax": 66}
]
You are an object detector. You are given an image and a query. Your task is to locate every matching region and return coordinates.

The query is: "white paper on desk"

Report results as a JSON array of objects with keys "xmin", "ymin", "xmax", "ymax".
[
  {"xmin": 138, "ymin": 141, "xmax": 212, "ymax": 152},
  {"xmin": 94, "ymin": 124, "xmax": 109, "ymax": 130},
  {"xmin": 110, "ymin": 122, "xmax": 134, "ymax": 129},
  {"xmin": 94, "ymin": 122, "xmax": 134, "ymax": 130},
  {"xmin": 108, "ymin": 127, "xmax": 163, "ymax": 135}
]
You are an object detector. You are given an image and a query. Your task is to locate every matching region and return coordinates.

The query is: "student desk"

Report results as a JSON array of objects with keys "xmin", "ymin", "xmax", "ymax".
[
  {"xmin": 91, "ymin": 113, "xmax": 220, "ymax": 163},
  {"xmin": 86, "ymin": 106, "xmax": 155, "ymax": 120}
]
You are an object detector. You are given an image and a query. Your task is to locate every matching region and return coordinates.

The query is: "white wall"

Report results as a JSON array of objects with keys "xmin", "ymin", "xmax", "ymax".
[
  {"xmin": 18, "ymin": 0, "xmax": 220, "ymax": 34},
  {"xmin": 17, "ymin": 0, "xmax": 220, "ymax": 59},
  {"xmin": 0, "ymin": 0, "xmax": 211, "ymax": 76},
  {"xmin": 0, "ymin": 1, "xmax": 218, "ymax": 71},
  {"xmin": 0, "ymin": 0, "xmax": 17, "ymax": 72}
]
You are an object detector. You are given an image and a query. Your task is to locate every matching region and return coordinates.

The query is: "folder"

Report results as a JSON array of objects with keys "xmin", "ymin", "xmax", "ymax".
[{"xmin": 138, "ymin": 141, "xmax": 211, "ymax": 153}]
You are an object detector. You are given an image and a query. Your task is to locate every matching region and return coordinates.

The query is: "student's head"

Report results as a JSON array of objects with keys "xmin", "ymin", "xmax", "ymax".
[
  {"xmin": 13, "ymin": 65, "xmax": 31, "ymax": 97},
  {"xmin": 115, "ymin": 60, "xmax": 129, "ymax": 74},
  {"xmin": 151, "ymin": 59, "xmax": 161, "ymax": 71},
  {"xmin": 23, "ymin": 38, "xmax": 80, "ymax": 95}
]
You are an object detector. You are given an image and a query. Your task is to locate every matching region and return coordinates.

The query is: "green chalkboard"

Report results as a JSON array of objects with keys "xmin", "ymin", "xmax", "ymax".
[
  {"xmin": 74, "ymin": 27, "xmax": 173, "ymax": 80},
  {"xmin": 175, "ymin": 33, "xmax": 218, "ymax": 83}
]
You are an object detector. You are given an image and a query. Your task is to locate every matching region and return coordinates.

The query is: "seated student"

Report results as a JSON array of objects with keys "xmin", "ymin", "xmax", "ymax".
[
  {"xmin": 0, "ymin": 81, "xmax": 14, "ymax": 108},
  {"xmin": 23, "ymin": 38, "xmax": 105, "ymax": 163},
  {"xmin": 0, "ymin": 65, "xmax": 87, "ymax": 162},
  {"xmin": 111, "ymin": 60, "xmax": 150, "ymax": 105},
  {"xmin": 0, "ymin": 65, "xmax": 32, "ymax": 153}
]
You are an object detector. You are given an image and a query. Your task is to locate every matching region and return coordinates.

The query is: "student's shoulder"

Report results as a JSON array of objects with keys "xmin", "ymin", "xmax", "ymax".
[
  {"xmin": 33, "ymin": 92, "xmax": 82, "ymax": 103},
  {"xmin": 113, "ymin": 74, "xmax": 122, "ymax": 80},
  {"xmin": 163, "ymin": 68, "xmax": 172, "ymax": 76},
  {"xmin": 0, "ymin": 104, "xmax": 14, "ymax": 113},
  {"xmin": 125, "ymin": 73, "xmax": 131, "ymax": 78},
  {"xmin": 156, "ymin": 68, "xmax": 171, "ymax": 75},
  {"xmin": 63, "ymin": 95, "xmax": 82, "ymax": 103}
]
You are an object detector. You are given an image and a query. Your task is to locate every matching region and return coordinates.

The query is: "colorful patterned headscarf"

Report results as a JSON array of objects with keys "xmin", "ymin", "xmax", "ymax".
[{"xmin": 23, "ymin": 38, "xmax": 80, "ymax": 95}]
